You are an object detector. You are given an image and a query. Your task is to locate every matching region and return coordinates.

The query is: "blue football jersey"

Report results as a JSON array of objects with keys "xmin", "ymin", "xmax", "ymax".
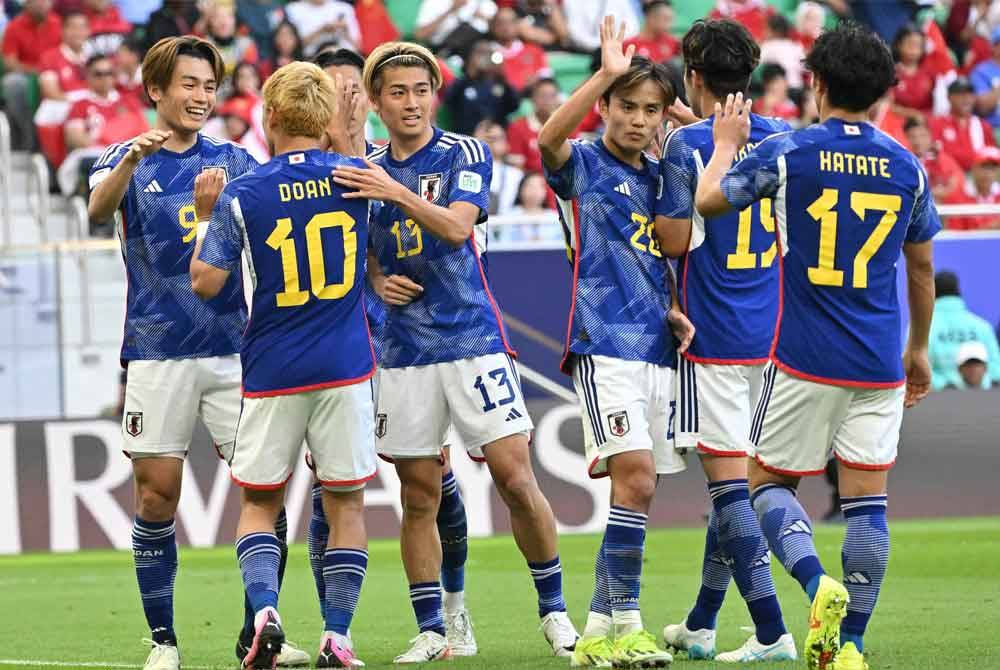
[
  {"xmin": 89, "ymin": 135, "xmax": 259, "ymax": 362},
  {"xmin": 364, "ymin": 281, "xmax": 387, "ymax": 363},
  {"xmin": 721, "ymin": 118, "xmax": 942, "ymax": 387},
  {"xmin": 656, "ymin": 114, "xmax": 792, "ymax": 363},
  {"xmin": 366, "ymin": 128, "xmax": 513, "ymax": 368},
  {"xmin": 198, "ymin": 149, "xmax": 375, "ymax": 396},
  {"xmin": 545, "ymin": 139, "xmax": 675, "ymax": 373}
]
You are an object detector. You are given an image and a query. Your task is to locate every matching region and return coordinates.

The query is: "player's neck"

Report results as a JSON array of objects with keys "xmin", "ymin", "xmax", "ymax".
[
  {"xmin": 389, "ymin": 126, "xmax": 435, "ymax": 162},
  {"xmin": 157, "ymin": 119, "xmax": 198, "ymax": 153},
  {"xmin": 601, "ymin": 133, "xmax": 644, "ymax": 169},
  {"xmin": 821, "ymin": 108, "xmax": 869, "ymax": 124},
  {"xmin": 273, "ymin": 136, "xmax": 321, "ymax": 156}
]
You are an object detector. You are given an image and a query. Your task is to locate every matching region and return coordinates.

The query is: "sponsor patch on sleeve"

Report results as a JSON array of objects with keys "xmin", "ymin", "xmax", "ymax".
[{"xmin": 458, "ymin": 170, "xmax": 483, "ymax": 193}]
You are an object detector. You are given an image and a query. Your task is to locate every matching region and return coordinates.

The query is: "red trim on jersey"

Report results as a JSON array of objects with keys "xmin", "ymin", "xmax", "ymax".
[
  {"xmin": 230, "ymin": 471, "xmax": 295, "ymax": 491},
  {"xmin": 769, "ymin": 224, "xmax": 786, "ymax": 358},
  {"xmin": 753, "ymin": 454, "xmax": 826, "ymax": 477},
  {"xmin": 834, "ymin": 454, "xmax": 896, "ymax": 471},
  {"xmin": 319, "ymin": 470, "xmax": 378, "ymax": 488},
  {"xmin": 587, "ymin": 455, "xmax": 611, "ymax": 479},
  {"xmin": 696, "ymin": 442, "xmax": 749, "ymax": 457},
  {"xmin": 471, "ymin": 230, "xmax": 517, "ymax": 358},
  {"xmin": 119, "ymin": 207, "xmax": 130, "ymax": 369},
  {"xmin": 684, "ymin": 353, "xmax": 769, "ymax": 366},
  {"xmin": 242, "ymin": 366, "xmax": 375, "ymax": 398},
  {"xmin": 559, "ymin": 199, "xmax": 583, "ymax": 375},
  {"xmin": 772, "ymin": 357, "xmax": 905, "ymax": 389},
  {"xmin": 468, "ymin": 452, "xmax": 486, "ymax": 463}
]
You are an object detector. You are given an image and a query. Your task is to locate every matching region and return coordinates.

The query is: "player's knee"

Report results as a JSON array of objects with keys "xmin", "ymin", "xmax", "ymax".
[
  {"xmin": 495, "ymin": 470, "xmax": 539, "ymax": 513},
  {"xmin": 613, "ymin": 471, "xmax": 657, "ymax": 511},
  {"xmin": 400, "ymin": 481, "xmax": 440, "ymax": 520},
  {"xmin": 135, "ymin": 483, "xmax": 179, "ymax": 520}
]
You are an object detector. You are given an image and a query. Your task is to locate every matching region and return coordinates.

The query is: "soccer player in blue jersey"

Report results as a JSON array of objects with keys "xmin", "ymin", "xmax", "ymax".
[
  {"xmin": 654, "ymin": 19, "xmax": 796, "ymax": 663},
  {"xmin": 313, "ymin": 48, "xmax": 479, "ymax": 657},
  {"xmin": 332, "ymin": 41, "xmax": 579, "ymax": 663},
  {"xmin": 695, "ymin": 22, "xmax": 938, "ymax": 670},
  {"xmin": 536, "ymin": 17, "xmax": 691, "ymax": 668},
  {"xmin": 86, "ymin": 36, "xmax": 307, "ymax": 670},
  {"xmin": 191, "ymin": 61, "xmax": 376, "ymax": 669}
]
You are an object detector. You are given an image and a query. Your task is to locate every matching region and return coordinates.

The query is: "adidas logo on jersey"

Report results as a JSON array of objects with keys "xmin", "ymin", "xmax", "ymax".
[
  {"xmin": 613, "ymin": 181, "xmax": 632, "ymax": 197},
  {"xmin": 844, "ymin": 571, "xmax": 871, "ymax": 585},
  {"xmin": 782, "ymin": 520, "xmax": 812, "ymax": 537},
  {"xmin": 144, "ymin": 180, "xmax": 163, "ymax": 193},
  {"xmin": 505, "ymin": 407, "xmax": 523, "ymax": 422}
]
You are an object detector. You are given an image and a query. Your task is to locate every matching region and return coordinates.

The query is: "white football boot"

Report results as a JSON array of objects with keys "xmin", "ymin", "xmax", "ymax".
[
  {"xmin": 715, "ymin": 633, "xmax": 798, "ymax": 662},
  {"xmin": 662, "ymin": 620, "xmax": 717, "ymax": 659},
  {"xmin": 393, "ymin": 631, "xmax": 451, "ymax": 664},
  {"xmin": 142, "ymin": 640, "xmax": 180, "ymax": 670},
  {"xmin": 444, "ymin": 608, "xmax": 478, "ymax": 656},
  {"xmin": 540, "ymin": 611, "xmax": 580, "ymax": 657}
]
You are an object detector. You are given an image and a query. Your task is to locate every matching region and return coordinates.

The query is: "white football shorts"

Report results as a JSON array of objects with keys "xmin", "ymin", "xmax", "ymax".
[
  {"xmin": 122, "ymin": 355, "xmax": 241, "ymax": 460},
  {"xmin": 675, "ymin": 356, "xmax": 766, "ymax": 457},
  {"xmin": 750, "ymin": 363, "xmax": 904, "ymax": 475},
  {"xmin": 376, "ymin": 353, "xmax": 533, "ymax": 460},
  {"xmin": 231, "ymin": 379, "xmax": 376, "ymax": 490},
  {"xmin": 571, "ymin": 354, "xmax": 687, "ymax": 478}
]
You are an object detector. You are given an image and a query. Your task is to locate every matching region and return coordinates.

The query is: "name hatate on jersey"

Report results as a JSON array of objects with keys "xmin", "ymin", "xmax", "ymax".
[
  {"xmin": 721, "ymin": 118, "xmax": 942, "ymax": 387},
  {"xmin": 656, "ymin": 114, "xmax": 792, "ymax": 363},
  {"xmin": 367, "ymin": 128, "xmax": 513, "ymax": 368},
  {"xmin": 89, "ymin": 135, "xmax": 258, "ymax": 361},
  {"xmin": 198, "ymin": 149, "xmax": 374, "ymax": 396},
  {"xmin": 545, "ymin": 139, "xmax": 675, "ymax": 373}
]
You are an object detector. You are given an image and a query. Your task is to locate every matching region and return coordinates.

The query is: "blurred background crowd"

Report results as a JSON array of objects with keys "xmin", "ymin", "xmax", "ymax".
[{"xmin": 5, "ymin": 0, "xmax": 1000, "ymax": 235}]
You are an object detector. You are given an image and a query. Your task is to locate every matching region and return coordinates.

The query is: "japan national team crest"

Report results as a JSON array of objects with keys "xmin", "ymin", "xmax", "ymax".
[
  {"xmin": 418, "ymin": 173, "xmax": 443, "ymax": 203},
  {"xmin": 608, "ymin": 411, "xmax": 630, "ymax": 437},
  {"xmin": 202, "ymin": 165, "xmax": 230, "ymax": 184},
  {"xmin": 125, "ymin": 412, "xmax": 143, "ymax": 437},
  {"xmin": 375, "ymin": 413, "xmax": 388, "ymax": 438}
]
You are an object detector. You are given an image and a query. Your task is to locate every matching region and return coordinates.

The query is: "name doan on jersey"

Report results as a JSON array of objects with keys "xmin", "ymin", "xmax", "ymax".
[{"xmin": 278, "ymin": 176, "xmax": 338, "ymax": 202}]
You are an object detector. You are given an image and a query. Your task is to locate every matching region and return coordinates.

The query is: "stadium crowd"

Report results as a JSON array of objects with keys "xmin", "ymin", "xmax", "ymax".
[{"xmin": 5, "ymin": 0, "xmax": 1000, "ymax": 231}]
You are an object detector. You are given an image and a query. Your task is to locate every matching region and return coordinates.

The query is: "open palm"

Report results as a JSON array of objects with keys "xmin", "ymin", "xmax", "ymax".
[{"xmin": 600, "ymin": 15, "xmax": 634, "ymax": 77}]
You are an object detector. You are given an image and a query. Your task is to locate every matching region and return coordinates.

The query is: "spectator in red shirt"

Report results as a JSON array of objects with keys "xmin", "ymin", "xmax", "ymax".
[
  {"xmin": 507, "ymin": 77, "xmax": 561, "ymax": 173},
  {"xmin": 944, "ymin": 146, "xmax": 1000, "ymax": 230},
  {"xmin": 38, "ymin": 12, "xmax": 90, "ymax": 102},
  {"xmin": 905, "ymin": 116, "xmax": 964, "ymax": 202},
  {"xmin": 624, "ymin": 1, "xmax": 680, "ymax": 64},
  {"xmin": 115, "ymin": 37, "xmax": 146, "ymax": 110},
  {"xmin": 793, "ymin": 1, "xmax": 826, "ymax": 53},
  {"xmin": 491, "ymin": 6, "xmax": 551, "ymax": 92},
  {"xmin": 83, "ymin": 0, "xmax": 132, "ymax": 56},
  {"xmin": 930, "ymin": 76, "xmax": 997, "ymax": 171},
  {"xmin": 258, "ymin": 21, "xmax": 304, "ymax": 81},
  {"xmin": 65, "ymin": 54, "xmax": 148, "ymax": 151},
  {"xmin": 2, "ymin": 0, "xmax": 63, "ymax": 149},
  {"xmin": 710, "ymin": 0, "xmax": 775, "ymax": 43},
  {"xmin": 891, "ymin": 24, "xmax": 937, "ymax": 121},
  {"xmin": 760, "ymin": 13, "xmax": 806, "ymax": 89},
  {"xmin": 753, "ymin": 63, "xmax": 799, "ymax": 121}
]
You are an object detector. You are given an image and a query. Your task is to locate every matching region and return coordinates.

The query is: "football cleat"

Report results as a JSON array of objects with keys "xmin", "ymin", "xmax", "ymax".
[
  {"xmin": 570, "ymin": 636, "xmax": 614, "ymax": 667},
  {"xmin": 444, "ymin": 608, "xmax": 478, "ymax": 656},
  {"xmin": 714, "ymin": 633, "xmax": 798, "ymax": 662},
  {"xmin": 237, "ymin": 631, "xmax": 310, "ymax": 667},
  {"xmin": 611, "ymin": 630, "xmax": 673, "ymax": 668},
  {"xmin": 662, "ymin": 621, "xmax": 716, "ymax": 659},
  {"xmin": 393, "ymin": 630, "xmax": 451, "ymax": 664},
  {"xmin": 316, "ymin": 631, "xmax": 365, "ymax": 668},
  {"xmin": 540, "ymin": 611, "xmax": 580, "ymax": 657},
  {"xmin": 243, "ymin": 607, "xmax": 285, "ymax": 669},
  {"xmin": 805, "ymin": 576, "xmax": 850, "ymax": 670},
  {"xmin": 831, "ymin": 642, "xmax": 868, "ymax": 670},
  {"xmin": 141, "ymin": 639, "xmax": 180, "ymax": 670}
]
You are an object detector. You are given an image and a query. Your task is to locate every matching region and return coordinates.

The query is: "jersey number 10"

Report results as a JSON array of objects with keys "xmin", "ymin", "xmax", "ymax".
[{"xmin": 265, "ymin": 211, "xmax": 358, "ymax": 307}]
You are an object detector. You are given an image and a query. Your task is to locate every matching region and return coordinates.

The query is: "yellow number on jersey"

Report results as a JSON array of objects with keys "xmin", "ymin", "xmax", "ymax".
[
  {"xmin": 727, "ymin": 198, "xmax": 776, "ymax": 270},
  {"xmin": 805, "ymin": 189, "xmax": 901, "ymax": 289},
  {"xmin": 629, "ymin": 212, "xmax": 662, "ymax": 257},
  {"xmin": 178, "ymin": 205, "xmax": 198, "ymax": 243},
  {"xmin": 266, "ymin": 211, "xmax": 358, "ymax": 308},
  {"xmin": 391, "ymin": 218, "xmax": 423, "ymax": 259}
]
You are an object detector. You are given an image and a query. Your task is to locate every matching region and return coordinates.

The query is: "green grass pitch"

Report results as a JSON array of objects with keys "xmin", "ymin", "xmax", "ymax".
[{"xmin": 2, "ymin": 518, "xmax": 998, "ymax": 669}]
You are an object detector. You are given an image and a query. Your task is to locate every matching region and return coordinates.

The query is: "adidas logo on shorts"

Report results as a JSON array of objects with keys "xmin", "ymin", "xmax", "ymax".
[{"xmin": 505, "ymin": 408, "xmax": 523, "ymax": 422}]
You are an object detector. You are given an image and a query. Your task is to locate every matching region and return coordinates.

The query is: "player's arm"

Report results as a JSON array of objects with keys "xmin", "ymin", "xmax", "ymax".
[
  {"xmin": 902, "ymin": 240, "xmax": 934, "ymax": 407},
  {"xmin": 190, "ymin": 169, "xmax": 233, "ymax": 300},
  {"xmin": 653, "ymin": 124, "xmax": 695, "ymax": 258},
  {"xmin": 88, "ymin": 129, "xmax": 172, "ymax": 220},
  {"xmin": 537, "ymin": 16, "xmax": 635, "ymax": 172},
  {"xmin": 664, "ymin": 261, "xmax": 695, "ymax": 353},
  {"xmin": 694, "ymin": 93, "xmax": 753, "ymax": 218},
  {"xmin": 367, "ymin": 247, "xmax": 424, "ymax": 305}
]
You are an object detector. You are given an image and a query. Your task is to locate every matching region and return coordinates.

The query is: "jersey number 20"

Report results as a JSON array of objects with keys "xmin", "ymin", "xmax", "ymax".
[{"xmin": 266, "ymin": 211, "xmax": 357, "ymax": 307}]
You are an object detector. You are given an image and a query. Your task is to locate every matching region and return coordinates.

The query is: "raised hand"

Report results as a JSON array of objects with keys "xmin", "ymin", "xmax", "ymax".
[
  {"xmin": 666, "ymin": 98, "xmax": 699, "ymax": 127},
  {"xmin": 711, "ymin": 92, "xmax": 752, "ymax": 150},
  {"xmin": 194, "ymin": 168, "xmax": 226, "ymax": 221},
  {"xmin": 127, "ymin": 129, "xmax": 172, "ymax": 162},
  {"xmin": 599, "ymin": 15, "xmax": 635, "ymax": 78}
]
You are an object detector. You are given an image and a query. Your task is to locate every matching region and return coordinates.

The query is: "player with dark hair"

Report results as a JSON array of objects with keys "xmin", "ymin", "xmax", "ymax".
[
  {"xmin": 654, "ymin": 18, "xmax": 796, "ymax": 662},
  {"xmin": 87, "ymin": 36, "xmax": 307, "ymax": 670},
  {"xmin": 537, "ymin": 17, "xmax": 690, "ymax": 669},
  {"xmin": 695, "ymin": 22, "xmax": 938, "ymax": 670},
  {"xmin": 332, "ymin": 41, "xmax": 579, "ymax": 663}
]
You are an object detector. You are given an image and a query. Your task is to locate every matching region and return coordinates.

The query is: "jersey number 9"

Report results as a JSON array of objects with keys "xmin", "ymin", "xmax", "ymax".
[{"xmin": 265, "ymin": 211, "xmax": 358, "ymax": 308}]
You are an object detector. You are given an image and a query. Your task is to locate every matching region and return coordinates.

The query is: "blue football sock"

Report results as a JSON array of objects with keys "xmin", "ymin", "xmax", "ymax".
[
  {"xmin": 752, "ymin": 483, "xmax": 825, "ymax": 599},
  {"xmin": 839, "ymin": 495, "xmax": 890, "ymax": 653},
  {"xmin": 242, "ymin": 508, "xmax": 289, "ymax": 637},
  {"xmin": 308, "ymin": 484, "xmax": 330, "ymax": 616},
  {"xmin": 236, "ymin": 533, "xmax": 281, "ymax": 614},
  {"xmin": 437, "ymin": 470, "xmax": 467, "ymax": 594},
  {"xmin": 528, "ymin": 556, "xmax": 566, "ymax": 618},
  {"xmin": 589, "ymin": 538, "xmax": 612, "ymax": 617},
  {"xmin": 605, "ymin": 506, "xmax": 646, "ymax": 623},
  {"xmin": 323, "ymin": 548, "xmax": 367, "ymax": 635},
  {"xmin": 409, "ymin": 582, "xmax": 447, "ymax": 636},
  {"xmin": 686, "ymin": 509, "xmax": 730, "ymax": 631},
  {"xmin": 132, "ymin": 517, "xmax": 178, "ymax": 645},
  {"xmin": 711, "ymin": 480, "xmax": 787, "ymax": 645}
]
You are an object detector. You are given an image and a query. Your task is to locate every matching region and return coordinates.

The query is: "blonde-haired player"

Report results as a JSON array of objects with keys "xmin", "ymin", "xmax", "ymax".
[
  {"xmin": 191, "ymin": 61, "xmax": 374, "ymax": 669},
  {"xmin": 333, "ymin": 41, "xmax": 580, "ymax": 663}
]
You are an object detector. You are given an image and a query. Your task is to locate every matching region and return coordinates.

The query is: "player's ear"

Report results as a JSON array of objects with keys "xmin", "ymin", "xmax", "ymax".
[
  {"xmin": 147, "ymin": 85, "xmax": 163, "ymax": 105},
  {"xmin": 598, "ymin": 95, "xmax": 610, "ymax": 121}
]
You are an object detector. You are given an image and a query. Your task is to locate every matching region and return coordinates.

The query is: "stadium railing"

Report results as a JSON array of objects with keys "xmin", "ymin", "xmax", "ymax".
[{"xmin": 27, "ymin": 153, "xmax": 51, "ymax": 243}]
